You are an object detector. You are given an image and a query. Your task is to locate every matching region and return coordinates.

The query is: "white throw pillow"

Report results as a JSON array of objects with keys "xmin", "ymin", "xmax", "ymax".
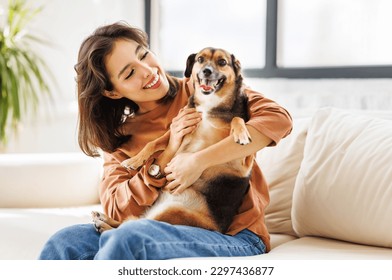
[
  {"xmin": 259, "ymin": 118, "xmax": 310, "ymax": 236},
  {"xmin": 292, "ymin": 108, "xmax": 392, "ymax": 248}
]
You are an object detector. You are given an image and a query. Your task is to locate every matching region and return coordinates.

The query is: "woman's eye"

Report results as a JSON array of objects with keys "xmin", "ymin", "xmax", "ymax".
[
  {"xmin": 197, "ymin": 56, "xmax": 204, "ymax": 63},
  {"xmin": 123, "ymin": 50, "xmax": 149, "ymax": 80},
  {"xmin": 141, "ymin": 51, "xmax": 149, "ymax": 60},
  {"xmin": 125, "ymin": 69, "xmax": 134, "ymax": 80}
]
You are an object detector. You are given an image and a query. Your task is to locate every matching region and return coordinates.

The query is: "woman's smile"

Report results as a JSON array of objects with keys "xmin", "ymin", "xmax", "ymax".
[{"xmin": 143, "ymin": 72, "xmax": 161, "ymax": 89}]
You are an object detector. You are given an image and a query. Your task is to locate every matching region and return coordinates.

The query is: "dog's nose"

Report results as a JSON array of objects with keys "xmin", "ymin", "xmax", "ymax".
[{"xmin": 202, "ymin": 66, "xmax": 213, "ymax": 77}]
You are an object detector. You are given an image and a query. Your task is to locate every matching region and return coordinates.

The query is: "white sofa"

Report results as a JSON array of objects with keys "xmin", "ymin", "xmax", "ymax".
[{"xmin": 1, "ymin": 107, "xmax": 392, "ymax": 260}]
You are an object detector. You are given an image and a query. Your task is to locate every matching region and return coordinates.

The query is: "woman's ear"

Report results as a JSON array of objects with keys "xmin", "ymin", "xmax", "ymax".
[{"xmin": 103, "ymin": 90, "xmax": 122, "ymax": 99}]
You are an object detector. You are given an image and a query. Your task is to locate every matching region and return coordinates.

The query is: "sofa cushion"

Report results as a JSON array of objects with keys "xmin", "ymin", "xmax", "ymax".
[
  {"xmin": 292, "ymin": 108, "xmax": 392, "ymax": 248},
  {"xmin": 0, "ymin": 153, "xmax": 102, "ymax": 208},
  {"xmin": 258, "ymin": 118, "xmax": 309, "ymax": 236},
  {"xmin": 264, "ymin": 236, "xmax": 392, "ymax": 260},
  {"xmin": 0, "ymin": 205, "xmax": 101, "ymax": 259}
]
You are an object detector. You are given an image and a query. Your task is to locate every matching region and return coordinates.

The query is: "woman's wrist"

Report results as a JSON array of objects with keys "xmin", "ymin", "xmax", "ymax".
[
  {"xmin": 155, "ymin": 145, "xmax": 176, "ymax": 169},
  {"xmin": 194, "ymin": 149, "xmax": 214, "ymax": 170}
]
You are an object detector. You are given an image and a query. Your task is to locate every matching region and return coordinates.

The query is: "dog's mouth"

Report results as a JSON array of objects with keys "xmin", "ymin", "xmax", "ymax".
[{"xmin": 198, "ymin": 77, "xmax": 226, "ymax": 95}]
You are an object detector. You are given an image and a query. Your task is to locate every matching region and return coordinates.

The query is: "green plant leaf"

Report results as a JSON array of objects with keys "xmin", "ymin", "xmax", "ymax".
[{"xmin": 0, "ymin": 0, "xmax": 53, "ymax": 144}]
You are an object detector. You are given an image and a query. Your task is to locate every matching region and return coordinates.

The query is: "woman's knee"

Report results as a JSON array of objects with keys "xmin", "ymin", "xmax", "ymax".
[
  {"xmin": 96, "ymin": 219, "xmax": 172, "ymax": 259},
  {"xmin": 39, "ymin": 224, "xmax": 98, "ymax": 260},
  {"xmin": 100, "ymin": 219, "xmax": 161, "ymax": 246}
]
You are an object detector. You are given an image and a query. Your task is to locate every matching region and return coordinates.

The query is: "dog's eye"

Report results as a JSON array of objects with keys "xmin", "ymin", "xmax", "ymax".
[
  {"xmin": 218, "ymin": 59, "xmax": 227, "ymax": 66},
  {"xmin": 197, "ymin": 56, "xmax": 204, "ymax": 63}
]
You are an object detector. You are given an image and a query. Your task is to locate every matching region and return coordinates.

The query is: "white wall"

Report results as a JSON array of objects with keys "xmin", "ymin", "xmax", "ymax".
[
  {"xmin": 246, "ymin": 78, "xmax": 392, "ymax": 118},
  {"xmin": 2, "ymin": 0, "xmax": 144, "ymax": 153}
]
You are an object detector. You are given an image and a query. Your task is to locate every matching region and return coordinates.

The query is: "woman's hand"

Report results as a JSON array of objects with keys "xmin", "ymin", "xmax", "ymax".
[
  {"xmin": 167, "ymin": 107, "xmax": 201, "ymax": 153},
  {"xmin": 164, "ymin": 152, "xmax": 205, "ymax": 195},
  {"xmin": 161, "ymin": 106, "xmax": 203, "ymax": 194},
  {"xmin": 152, "ymin": 107, "xmax": 201, "ymax": 183}
]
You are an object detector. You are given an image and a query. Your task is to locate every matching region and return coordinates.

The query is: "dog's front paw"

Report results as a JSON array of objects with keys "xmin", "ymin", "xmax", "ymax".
[
  {"xmin": 91, "ymin": 211, "xmax": 107, "ymax": 222},
  {"xmin": 121, "ymin": 155, "xmax": 147, "ymax": 170},
  {"xmin": 233, "ymin": 127, "xmax": 252, "ymax": 145}
]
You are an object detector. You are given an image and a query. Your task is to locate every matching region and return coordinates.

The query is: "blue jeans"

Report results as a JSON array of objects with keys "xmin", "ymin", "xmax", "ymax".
[{"xmin": 38, "ymin": 219, "xmax": 266, "ymax": 260}]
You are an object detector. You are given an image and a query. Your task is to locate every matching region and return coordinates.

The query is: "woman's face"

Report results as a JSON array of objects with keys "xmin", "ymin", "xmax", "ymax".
[{"xmin": 104, "ymin": 39, "xmax": 170, "ymax": 113}]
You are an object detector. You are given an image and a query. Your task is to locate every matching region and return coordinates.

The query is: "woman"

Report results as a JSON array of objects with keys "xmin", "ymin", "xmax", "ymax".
[{"xmin": 39, "ymin": 21, "xmax": 292, "ymax": 260}]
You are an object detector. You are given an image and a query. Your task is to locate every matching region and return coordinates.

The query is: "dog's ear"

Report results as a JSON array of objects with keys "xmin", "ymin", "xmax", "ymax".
[
  {"xmin": 231, "ymin": 54, "xmax": 242, "ymax": 76},
  {"xmin": 184, "ymin": 53, "xmax": 197, "ymax": 78}
]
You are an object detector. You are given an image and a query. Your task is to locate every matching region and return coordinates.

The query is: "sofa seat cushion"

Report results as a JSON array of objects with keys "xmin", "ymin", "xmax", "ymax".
[
  {"xmin": 292, "ymin": 108, "xmax": 392, "ymax": 248},
  {"xmin": 0, "ymin": 205, "xmax": 101, "ymax": 260},
  {"xmin": 264, "ymin": 237, "xmax": 392, "ymax": 259},
  {"xmin": 269, "ymin": 233, "xmax": 298, "ymax": 249}
]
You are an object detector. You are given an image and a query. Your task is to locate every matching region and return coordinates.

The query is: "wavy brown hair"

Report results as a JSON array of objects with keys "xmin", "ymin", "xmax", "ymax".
[{"xmin": 75, "ymin": 22, "xmax": 178, "ymax": 157}]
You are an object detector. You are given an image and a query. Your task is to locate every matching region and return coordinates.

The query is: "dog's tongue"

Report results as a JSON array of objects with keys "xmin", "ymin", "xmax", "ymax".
[{"xmin": 200, "ymin": 84, "xmax": 213, "ymax": 91}]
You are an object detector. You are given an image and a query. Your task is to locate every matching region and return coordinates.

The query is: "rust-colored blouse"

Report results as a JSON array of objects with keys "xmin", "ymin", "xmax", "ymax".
[{"xmin": 99, "ymin": 78, "xmax": 292, "ymax": 251}]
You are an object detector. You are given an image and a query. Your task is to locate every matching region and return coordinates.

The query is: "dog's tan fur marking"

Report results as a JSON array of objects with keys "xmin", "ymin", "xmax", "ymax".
[{"xmin": 153, "ymin": 207, "xmax": 218, "ymax": 231}]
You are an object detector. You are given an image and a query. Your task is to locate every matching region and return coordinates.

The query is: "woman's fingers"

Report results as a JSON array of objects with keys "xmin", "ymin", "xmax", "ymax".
[
  {"xmin": 174, "ymin": 107, "xmax": 195, "ymax": 120},
  {"xmin": 164, "ymin": 180, "xmax": 180, "ymax": 193},
  {"xmin": 174, "ymin": 110, "xmax": 200, "ymax": 124},
  {"xmin": 171, "ymin": 109, "xmax": 201, "ymax": 133}
]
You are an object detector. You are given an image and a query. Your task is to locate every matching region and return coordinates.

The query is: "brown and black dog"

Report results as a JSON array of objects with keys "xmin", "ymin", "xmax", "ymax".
[{"xmin": 92, "ymin": 47, "xmax": 254, "ymax": 233}]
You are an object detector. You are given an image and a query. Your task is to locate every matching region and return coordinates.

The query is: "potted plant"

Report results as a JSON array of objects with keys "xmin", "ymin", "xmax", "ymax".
[{"xmin": 0, "ymin": 0, "xmax": 53, "ymax": 145}]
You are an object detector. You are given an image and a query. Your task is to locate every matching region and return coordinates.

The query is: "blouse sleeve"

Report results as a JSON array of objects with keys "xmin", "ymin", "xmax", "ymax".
[
  {"xmin": 245, "ymin": 88, "xmax": 293, "ymax": 146},
  {"xmin": 99, "ymin": 149, "xmax": 166, "ymax": 221}
]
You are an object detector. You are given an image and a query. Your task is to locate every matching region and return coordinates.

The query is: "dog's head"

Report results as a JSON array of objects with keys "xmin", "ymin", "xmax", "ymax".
[{"xmin": 184, "ymin": 47, "xmax": 242, "ymax": 97}]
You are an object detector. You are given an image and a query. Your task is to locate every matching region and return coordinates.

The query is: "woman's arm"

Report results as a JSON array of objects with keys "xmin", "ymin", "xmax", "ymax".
[
  {"xmin": 164, "ymin": 125, "xmax": 273, "ymax": 194},
  {"xmin": 196, "ymin": 125, "xmax": 273, "ymax": 168},
  {"xmin": 100, "ymin": 150, "xmax": 161, "ymax": 221}
]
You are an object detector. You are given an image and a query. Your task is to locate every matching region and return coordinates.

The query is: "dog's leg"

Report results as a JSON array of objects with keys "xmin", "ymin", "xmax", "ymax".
[
  {"xmin": 91, "ymin": 211, "xmax": 121, "ymax": 233},
  {"xmin": 121, "ymin": 131, "xmax": 170, "ymax": 170},
  {"xmin": 230, "ymin": 117, "xmax": 252, "ymax": 145}
]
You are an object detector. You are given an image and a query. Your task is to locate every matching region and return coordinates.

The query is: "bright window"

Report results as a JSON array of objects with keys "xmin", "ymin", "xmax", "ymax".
[
  {"xmin": 150, "ymin": 0, "xmax": 266, "ymax": 72},
  {"xmin": 147, "ymin": 0, "xmax": 392, "ymax": 78},
  {"xmin": 277, "ymin": 0, "xmax": 392, "ymax": 67}
]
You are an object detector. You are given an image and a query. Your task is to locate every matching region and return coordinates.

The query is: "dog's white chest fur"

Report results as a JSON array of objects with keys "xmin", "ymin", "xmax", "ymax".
[
  {"xmin": 183, "ymin": 114, "xmax": 226, "ymax": 153},
  {"xmin": 143, "ymin": 190, "xmax": 205, "ymax": 220},
  {"xmin": 196, "ymin": 92, "xmax": 222, "ymax": 114}
]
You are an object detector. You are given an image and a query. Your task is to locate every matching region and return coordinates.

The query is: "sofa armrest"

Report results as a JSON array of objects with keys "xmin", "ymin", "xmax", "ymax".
[{"xmin": 0, "ymin": 153, "xmax": 102, "ymax": 208}]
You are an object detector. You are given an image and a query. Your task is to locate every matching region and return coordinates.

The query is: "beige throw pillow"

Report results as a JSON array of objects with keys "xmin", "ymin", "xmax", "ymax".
[
  {"xmin": 259, "ymin": 118, "xmax": 310, "ymax": 236},
  {"xmin": 292, "ymin": 108, "xmax": 392, "ymax": 248}
]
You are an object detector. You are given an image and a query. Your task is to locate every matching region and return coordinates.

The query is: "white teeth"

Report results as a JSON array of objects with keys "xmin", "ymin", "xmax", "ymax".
[{"xmin": 144, "ymin": 74, "xmax": 159, "ymax": 89}]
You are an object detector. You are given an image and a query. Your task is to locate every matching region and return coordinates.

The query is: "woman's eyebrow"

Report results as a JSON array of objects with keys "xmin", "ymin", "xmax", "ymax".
[{"xmin": 117, "ymin": 45, "xmax": 144, "ymax": 79}]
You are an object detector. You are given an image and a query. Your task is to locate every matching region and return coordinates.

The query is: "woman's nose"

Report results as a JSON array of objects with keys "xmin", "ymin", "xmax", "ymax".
[{"xmin": 137, "ymin": 62, "xmax": 153, "ymax": 78}]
